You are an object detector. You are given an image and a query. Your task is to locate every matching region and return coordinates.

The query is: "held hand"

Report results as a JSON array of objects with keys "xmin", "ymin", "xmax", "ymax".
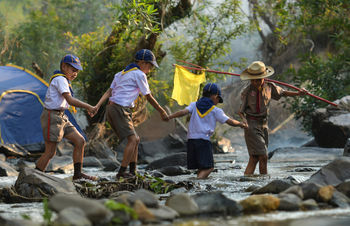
[
  {"xmin": 161, "ymin": 111, "xmax": 169, "ymax": 122},
  {"xmin": 240, "ymin": 122, "xmax": 248, "ymax": 129},
  {"xmin": 88, "ymin": 105, "xmax": 98, "ymax": 117}
]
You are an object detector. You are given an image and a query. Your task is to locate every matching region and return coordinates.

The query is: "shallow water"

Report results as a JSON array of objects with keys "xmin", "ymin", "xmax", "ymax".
[{"xmin": 1, "ymin": 128, "xmax": 350, "ymax": 225}]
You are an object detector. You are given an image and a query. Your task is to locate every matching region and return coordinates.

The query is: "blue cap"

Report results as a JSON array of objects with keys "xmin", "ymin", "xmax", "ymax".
[
  {"xmin": 61, "ymin": 54, "xmax": 83, "ymax": 70},
  {"xmin": 135, "ymin": 49, "xmax": 159, "ymax": 68},
  {"xmin": 203, "ymin": 83, "xmax": 223, "ymax": 103}
]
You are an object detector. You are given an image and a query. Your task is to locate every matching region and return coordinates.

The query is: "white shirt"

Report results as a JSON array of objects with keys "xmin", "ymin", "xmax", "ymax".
[
  {"xmin": 44, "ymin": 76, "xmax": 70, "ymax": 110},
  {"xmin": 109, "ymin": 69, "xmax": 151, "ymax": 107},
  {"xmin": 186, "ymin": 102, "xmax": 229, "ymax": 141}
]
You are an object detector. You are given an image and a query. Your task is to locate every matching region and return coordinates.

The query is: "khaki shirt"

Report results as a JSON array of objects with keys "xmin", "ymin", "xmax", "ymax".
[{"xmin": 240, "ymin": 82, "xmax": 285, "ymax": 118}]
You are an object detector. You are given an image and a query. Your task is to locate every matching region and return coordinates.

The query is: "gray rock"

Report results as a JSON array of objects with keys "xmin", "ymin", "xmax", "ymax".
[
  {"xmin": 165, "ymin": 193, "xmax": 199, "ymax": 216},
  {"xmin": 0, "ymin": 153, "xmax": 5, "ymax": 161},
  {"xmin": 280, "ymin": 185, "xmax": 304, "ymax": 199},
  {"xmin": 56, "ymin": 207, "xmax": 92, "ymax": 226},
  {"xmin": 0, "ymin": 161, "xmax": 18, "ymax": 176},
  {"xmin": 300, "ymin": 182, "xmax": 322, "ymax": 200},
  {"xmin": 83, "ymin": 156, "xmax": 103, "ymax": 168},
  {"xmin": 46, "ymin": 155, "xmax": 73, "ymax": 173},
  {"xmin": 56, "ymin": 140, "xmax": 74, "ymax": 156},
  {"xmin": 85, "ymin": 140, "xmax": 117, "ymax": 161},
  {"xmin": 146, "ymin": 153, "xmax": 187, "ymax": 170},
  {"xmin": 159, "ymin": 166, "xmax": 191, "ymax": 176},
  {"xmin": 245, "ymin": 185, "xmax": 261, "ymax": 192},
  {"xmin": 269, "ymin": 147, "xmax": 343, "ymax": 161},
  {"xmin": 16, "ymin": 160, "xmax": 35, "ymax": 170},
  {"xmin": 129, "ymin": 189, "xmax": 159, "ymax": 208},
  {"xmin": 14, "ymin": 167, "xmax": 77, "ymax": 198},
  {"xmin": 344, "ymin": 138, "xmax": 350, "ymax": 157},
  {"xmin": 100, "ymin": 158, "xmax": 120, "ymax": 171},
  {"xmin": 301, "ymin": 199, "xmax": 319, "ymax": 210},
  {"xmin": 336, "ymin": 180, "xmax": 350, "ymax": 197},
  {"xmin": 277, "ymin": 193, "xmax": 302, "ymax": 211},
  {"xmin": 252, "ymin": 180, "xmax": 293, "ymax": 194},
  {"xmin": 149, "ymin": 205, "xmax": 179, "ymax": 220},
  {"xmin": 0, "ymin": 215, "xmax": 40, "ymax": 226},
  {"xmin": 329, "ymin": 190, "xmax": 350, "ymax": 208},
  {"xmin": 48, "ymin": 193, "xmax": 112, "ymax": 224},
  {"xmin": 304, "ymin": 157, "xmax": 350, "ymax": 186},
  {"xmin": 192, "ymin": 192, "xmax": 243, "ymax": 216}
]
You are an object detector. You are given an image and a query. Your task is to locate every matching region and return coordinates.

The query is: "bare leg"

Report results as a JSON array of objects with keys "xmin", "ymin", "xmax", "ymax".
[
  {"xmin": 258, "ymin": 155, "xmax": 268, "ymax": 174},
  {"xmin": 129, "ymin": 135, "xmax": 140, "ymax": 163},
  {"xmin": 35, "ymin": 141, "xmax": 58, "ymax": 171},
  {"xmin": 197, "ymin": 168, "xmax": 214, "ymax": 179},
  {"xmin": 121, "ymin": 134, "xmax": 139, "ymax": 167},
  {"xmin": 244, "ymin": 155, "xmax": 259, "ymax": 175},
  {"xmin": 64, "ymin": 130, "xmax": 86, "ymax": 164}
]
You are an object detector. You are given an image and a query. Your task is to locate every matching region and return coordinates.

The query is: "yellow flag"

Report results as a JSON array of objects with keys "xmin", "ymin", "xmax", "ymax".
[{"xmin": 172, "ymin": 65, "xmax": 206, "ymax": 106}]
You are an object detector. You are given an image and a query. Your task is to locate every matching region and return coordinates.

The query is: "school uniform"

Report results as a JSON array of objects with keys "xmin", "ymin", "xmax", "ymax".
[
  {"xmin": 240, "ymin": 82, "xmax": 285, "ymax": 155},
  {"xmin": 186, "ymin": 97, "xmax": 229, "ymax": 169},
  {"xmin": 106, "ymin": 63, "xmax": 151, "ymax": 141},
  {"xmin": 41, "ymin": 70, "xmax": 75, "ymax": 142}
]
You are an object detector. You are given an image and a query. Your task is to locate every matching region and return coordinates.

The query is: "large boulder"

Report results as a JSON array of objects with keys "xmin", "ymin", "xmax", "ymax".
[
  {"xmin": 311, "ymin": 96, "xmax": 350, "ymax": 148},
  {"xmin": 304, "ymin": 157, "xmax": 350, "ymax": 186},
  {"xmin": 46, "ymin": 155, "xmax": 73, "ymax": 173},
  {"xmin": 85, "ymin": 140, "xmax": 117, "ymax": 161},
  {"xmin": 146, "ymin": 153, "xmax": 187, "ymax": 170},
  {"xmin": 14, "ymin": 167, "xmax": 77, "ymax": 199}
]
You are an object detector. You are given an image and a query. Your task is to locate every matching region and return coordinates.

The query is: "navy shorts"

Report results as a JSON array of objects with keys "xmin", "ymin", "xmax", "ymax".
[{"xmin": 187, "ymin": 139, "xmax": 214, "ymax": 170}]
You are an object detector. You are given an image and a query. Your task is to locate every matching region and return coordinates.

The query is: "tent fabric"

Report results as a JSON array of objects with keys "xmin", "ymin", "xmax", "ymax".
[
  {"xmin": 0, "ymin": 65, "xmax": 85, "ymax": 145},
  {"xmin": 171, "ymin": 64, "xmax": 206, "ymax": 106}
]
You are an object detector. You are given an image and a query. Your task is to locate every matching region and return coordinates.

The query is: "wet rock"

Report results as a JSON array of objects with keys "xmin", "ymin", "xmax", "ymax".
[
  {"xmin": 165, "ymin": 193, "xmax": 199, "ymax": 216},
  {"xmin": 14, "ymin": 167, "xmax": 77, "ymax": 199},
  {"xmin": 305, "ymin": 157, "xmax": 350, "ymax": 186},
  {"xmin": 0, "ymin": 144, "xmax": 29, "ymax": 158},
  {"xmin": 312, "ymin": 97, "xmax": 350, "ymax": 148},
  {"xmin": 280, "ymin": 185, "xmax": 304, "ymax": 199},
  {"xmin": 146, "ymin": 153, "xmax": 187, "ymax": 170},
  {"xmin": 128, "ymin": 189, "xmax": 159, "ymax": 208},
  {"xmin": 48, "ymin": 193, "xmax": 112, "ymax": 224},
  {"xmin": 0, "ymin": 161, "xmax": 18, "ymax": 176},
  {"xmin": 56, "ymin": 207, "xmax": 92, "ymax": 226},
  {"xmin": 245, "ymin": 185, "xmax": 261, "ymax": 192},
  {"xmin": 133, "ymin": 200, "xmax": 155, "ymax": 222},
  {"xmin": 149, "ymin": 205, "xmax": 179, "ymax": 220},
  {"xmin": 239, "ymin": 195, "xmax": 280, "ymax": 214},
  {"xmin": 159, "ymin": 166, "xmax": 191, "ymax": 176},
  {"xmin": 301, "ymin": 199, "xmax": 319, "ymax": 210},
  {"xmin": 336, "ymin": 180, "xmax": 350, "ymax": 197},
  {"xmin": 1, "ymin": 187, "xmax": 43, "ymax": 203},
  {"xmin": 252, "ymin": 179, "xmax": 293, "ymax": 194},
  {"xmin": 300, "ymin": 182, "xmax": 321, "ymax": 200},
  {"xmin": 85, "ymin": 140, "xmax": 117, "ymax": 161},
  {"xmin": 170, "ymin": 187, "xmax": 188, "ymax": 195},
  {"xmin": 100, "ymin": 158, "xmax": 120, "ymax": 172},
  {"xmin": 150, "ymin": 171, "xmax": 165, "ymax": 178},
  {"xmin": 285, "ymin": 175, "xmax": 308, "ymax": 184},
  {"xmin": 83, "ymin": 156, "xmax": 103, "ymax": 168},
  {"xmin": 46, "ymin": 155, "xmax": 73, "ymax": 173},
  {"xmin": 344, "ymin": 138, "xmax": 350, "ymax": 157},
  {"xmin": 0, "ymin": 215, "xmax": 40, "ymax": 226},
  {"xmin": 269, "ymin": 147, "xmax": 343, "ymax": 161},
  {"xmin": 294, "ymin": 167, "xmax": 315, "ymax": 172},
  {"xmin": 277, "ymin": 193, "xmax": 302, "ymax": 211},
  {"xmin": 318, "ymin": 185, "xmax": 335, "ymax": 202},
  {"xmin": 192, "ymin": 192, "xmax": 242, "ymax": 216},
  {"xmin": 329, "ymin": 190, "xmax": 350, "ymax": 208},
  {"xmin": 0, "ymin": 153, "xmax": 5, "ymax": 161}
]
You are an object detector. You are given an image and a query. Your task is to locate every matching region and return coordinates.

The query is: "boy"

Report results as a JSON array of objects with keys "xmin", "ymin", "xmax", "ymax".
[
  {"xmin": 35, "ymin": 54, "xmax": 98, "ymax": 181},
  {"xmin": 238, "ymin": 61, "xmax": 306, "ymax": 176},
  {"xmin": 168, "ymin": 83, "xmax": 247, "ymax": 179},
  {"xmin": 94, "ymin": 49, "xmax": 169, "ymax": 179}
]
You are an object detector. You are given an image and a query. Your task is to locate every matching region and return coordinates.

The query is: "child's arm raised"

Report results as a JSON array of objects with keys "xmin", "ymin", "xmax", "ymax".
[
  {"xmin": 225, "ymin": 118, "xmax": 248, "ymax": 129},
  {"xmin": 168, "ymin": 109, "xmax": 190, "ymax": 120},
  {"xmin": 145, "ymin": 94, "xmax": 169, "ymax": 121}
]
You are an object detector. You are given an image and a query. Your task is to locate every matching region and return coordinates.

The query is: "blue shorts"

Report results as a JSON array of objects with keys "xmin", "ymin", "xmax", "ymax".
[{"xmin": 187, "ymin": 139, "xmax": 214, "ymax": 170}]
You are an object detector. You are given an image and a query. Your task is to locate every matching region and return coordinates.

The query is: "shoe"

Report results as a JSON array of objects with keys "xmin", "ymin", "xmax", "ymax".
[
  {"xmin": 116, "ymin": 172, "xmax": 134, "ymax": 179},
  {"xmin": 73, "ymin": 173, "xmax": 98, "ymax": 182}
]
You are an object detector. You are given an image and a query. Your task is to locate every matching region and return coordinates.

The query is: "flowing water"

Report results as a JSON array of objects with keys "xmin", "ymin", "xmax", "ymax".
[{"xmin": 1, "ymin": 127, "xmax": 350, "ymax": 225}]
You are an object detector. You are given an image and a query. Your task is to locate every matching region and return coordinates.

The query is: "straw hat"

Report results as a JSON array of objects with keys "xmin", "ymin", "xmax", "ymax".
[{"xmin": 240, "ymin": 61, "xmax": 274, "ymax": 80}]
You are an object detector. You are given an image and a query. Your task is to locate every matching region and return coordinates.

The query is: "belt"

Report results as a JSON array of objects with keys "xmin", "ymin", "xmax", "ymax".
[
  {"xmin": 45, "ymin": 108, "xmax": 65, "ymax": 112},
  {"xmin": 246, "ymin": 115, "xmax": 267, "ymax": 121}
]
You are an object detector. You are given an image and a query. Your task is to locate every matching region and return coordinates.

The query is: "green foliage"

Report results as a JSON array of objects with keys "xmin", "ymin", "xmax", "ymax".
[
  {"xmin": 138, "ymin": 174, "xmax": 175, "ymax": 194},
  {"xmin": 21, "ymin": 214, "xmax": 31, "ymax": 220},
  {"xmin": 42, "ymin": 198, "xmax": 52, "ymax": 225},
  {"xmin": 105, "ymin": 199, "xmax": 138, "ymax": 220}
]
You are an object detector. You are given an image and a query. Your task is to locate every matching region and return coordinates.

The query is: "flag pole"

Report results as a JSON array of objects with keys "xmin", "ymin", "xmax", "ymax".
[{"xmin": 174, "ymin": 63, "xmax": 338, "ymax": 107}]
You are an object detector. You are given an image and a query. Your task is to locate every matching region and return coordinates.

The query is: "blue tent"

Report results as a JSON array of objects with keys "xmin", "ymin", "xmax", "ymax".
[{"xmin": 0, "ymin": 65, "xmax": 85, "ymax": 147}]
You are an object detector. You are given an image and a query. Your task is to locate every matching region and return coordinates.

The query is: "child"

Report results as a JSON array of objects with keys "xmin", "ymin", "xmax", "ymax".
[
  {"xmin": 35, "ymin": 54, "xmax": 98, "ymax": 181},
  {"xmin": 168, "ymin": 83, "xmax": 247, "ymax": 179},
  {"xmin": 94, "ymin": 49, "xmax": 169, "ymax": 179},
  {"xmin": 238, "ymin": 61, "xmax": 306, "ymax": 176}
]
